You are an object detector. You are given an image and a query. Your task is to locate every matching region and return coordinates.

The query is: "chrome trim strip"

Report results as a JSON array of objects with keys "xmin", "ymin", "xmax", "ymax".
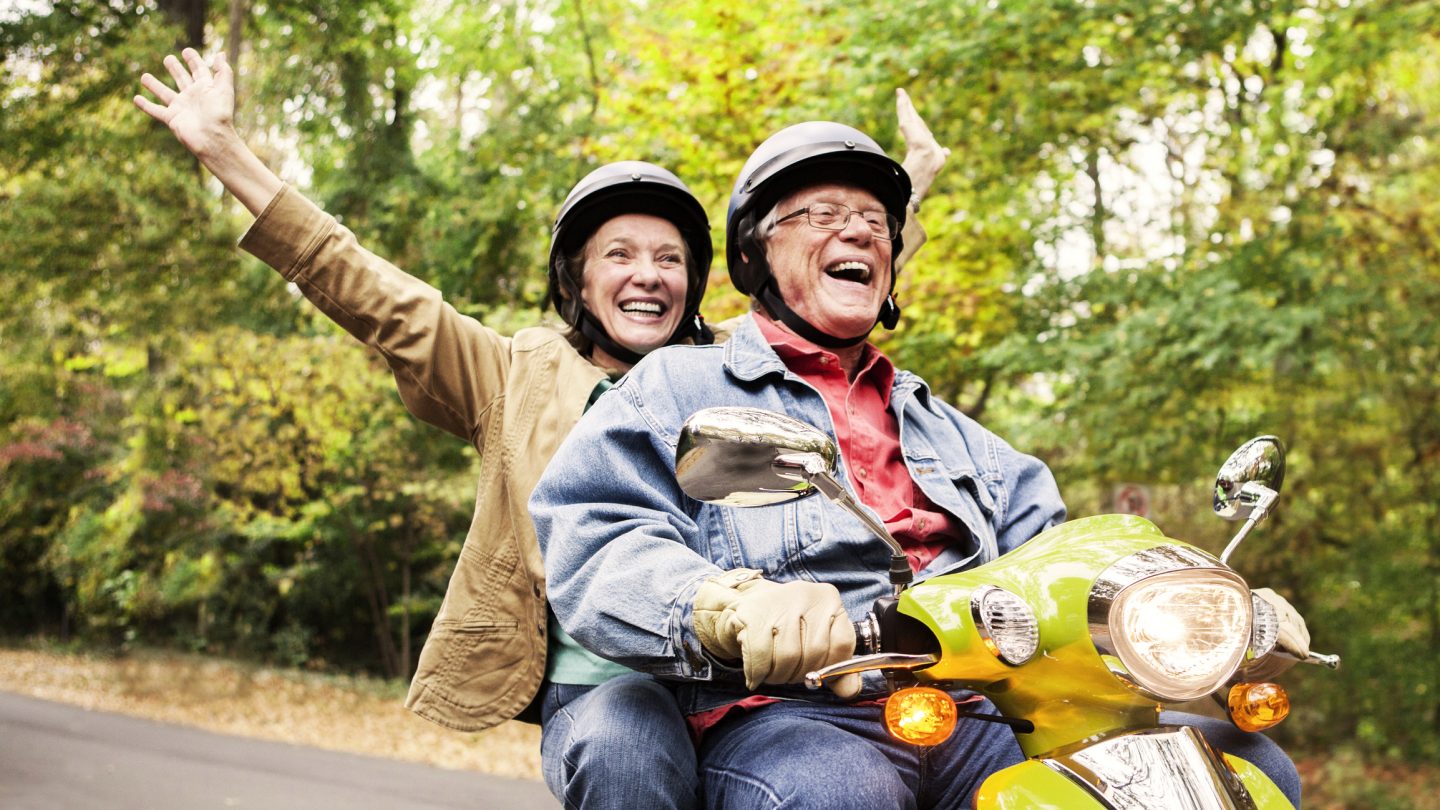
[{"xmin": 1044, "ymin": 726, "xmax": 1259, "ymax": 810}]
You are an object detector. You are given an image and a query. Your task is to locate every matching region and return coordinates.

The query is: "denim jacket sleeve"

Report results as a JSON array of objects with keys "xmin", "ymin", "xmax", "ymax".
[
  {"xmin": 530, "ymin": 374, "xmax": 725, "ymax": 681},
  {"xmin": 931, "ymin": 396, "xmax": 1066, "ymax": 557},
  {"xmin": 992, "ymin": 435, "xmax": 1067, "ymax": 554}
]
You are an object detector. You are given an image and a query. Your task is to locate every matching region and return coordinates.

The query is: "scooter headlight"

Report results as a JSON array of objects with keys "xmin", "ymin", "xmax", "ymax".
[{"xmin": 1090, "ymin": 547, "xmax": 1253, "ymax": 702}]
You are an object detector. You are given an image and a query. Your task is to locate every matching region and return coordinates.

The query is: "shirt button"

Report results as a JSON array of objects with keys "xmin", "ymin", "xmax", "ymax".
[{"xmin": 859, "ymin": 468, "xmax": 868, "ymax": 478}]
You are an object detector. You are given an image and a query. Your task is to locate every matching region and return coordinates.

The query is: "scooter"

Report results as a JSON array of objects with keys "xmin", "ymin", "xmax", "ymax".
[{"xmin": 675, "ymin": 406, "xmax": 1338, "ymax": 809}]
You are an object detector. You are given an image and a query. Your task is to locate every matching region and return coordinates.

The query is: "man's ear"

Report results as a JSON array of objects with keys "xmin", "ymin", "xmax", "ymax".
[{"xmin": 740, "ymin": 250, "xmax": 751, "ymax": 265}]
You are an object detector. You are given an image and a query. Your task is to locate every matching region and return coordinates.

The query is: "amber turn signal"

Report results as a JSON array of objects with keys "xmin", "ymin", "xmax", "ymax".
[
  {"xmin": 1227, "ymin": 681, "xmax": 1290, "ymax": 732},
  {"xmin": 884, "ymin": 686, "xmax": 958, "ymax": 746}
]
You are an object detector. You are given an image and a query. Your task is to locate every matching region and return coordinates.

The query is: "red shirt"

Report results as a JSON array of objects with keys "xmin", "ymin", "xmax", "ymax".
[
  {"xmin": 754, "ymin": 315, "xmax": 964, "ymax": 572},
  {"xmin": 687, "ymin": 317, "xmax": 968, "ymax": 740}
]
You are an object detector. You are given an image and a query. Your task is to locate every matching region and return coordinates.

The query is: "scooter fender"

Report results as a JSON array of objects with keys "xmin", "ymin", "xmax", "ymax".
[
  {"xmin": 1226, "ymin": 752, "xmax": 1295, "ymax": 808},
  {"xmin": 974, "ymin": 760, "xmax": 1093, "ymax": 809}
]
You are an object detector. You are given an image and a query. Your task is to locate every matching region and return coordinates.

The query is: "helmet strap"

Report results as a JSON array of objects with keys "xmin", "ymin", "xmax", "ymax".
[
  {"xmin": 757, "ymin": 277, "xmax": 870, "ymax": 349},
  {"xmin": 578, "ymin": 311, "xmax": 645, "ymax": 367},
  {"xmin": 879, "ymin": 295, "xmax": 901, "ymax": 330},
  {"xmin": 579, "ymin": 311, "xmax": 714, "ymax": 370},
  {"xmin": 681, "ymin": 315, "xmax": 716, "ymax": 346}
]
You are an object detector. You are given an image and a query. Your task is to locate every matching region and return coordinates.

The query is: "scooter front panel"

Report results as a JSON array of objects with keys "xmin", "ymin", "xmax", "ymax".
[{"xmin": 1041, "ymin": 726, "xmax": 1268, "ymax": 809}]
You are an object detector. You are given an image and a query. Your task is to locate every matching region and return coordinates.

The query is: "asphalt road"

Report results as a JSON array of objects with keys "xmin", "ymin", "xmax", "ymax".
[{"xmin": 0, "ymin": 691, "xmax": 560, "ymax": 809}]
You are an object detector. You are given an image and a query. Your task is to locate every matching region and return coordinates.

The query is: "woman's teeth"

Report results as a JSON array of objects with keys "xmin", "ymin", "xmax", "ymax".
[{"xmin": 620, "ymin": 301, "xmax": 664, "ymax": 315}]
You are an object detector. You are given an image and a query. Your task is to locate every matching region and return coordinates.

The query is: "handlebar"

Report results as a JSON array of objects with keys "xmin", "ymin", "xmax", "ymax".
[{"xmin": 1301, "ymin": 650, "xmax": 1342, "ymax": 669}]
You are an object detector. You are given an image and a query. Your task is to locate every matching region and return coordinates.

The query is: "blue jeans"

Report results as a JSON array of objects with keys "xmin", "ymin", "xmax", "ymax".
[
  {"xmin": 1166, "ymin": 711, "xmax": 1302, "ymax": 808},
  {"xmin": 697, "ymin": 695, "xmax": 1024, "ymax": 810},
  {"xmin": 540, "ymin": 674, "xmax": 700, "ymax": 810}
]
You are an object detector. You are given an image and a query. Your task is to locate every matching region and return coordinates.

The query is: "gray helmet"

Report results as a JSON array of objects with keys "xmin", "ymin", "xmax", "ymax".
[
  {"xmin": 548, "ymin": 161, "xmax": 713, "ymax": 362},
  {"xmin": 726, "ymin": 122, "xmax": 911, "ymax": 299}
]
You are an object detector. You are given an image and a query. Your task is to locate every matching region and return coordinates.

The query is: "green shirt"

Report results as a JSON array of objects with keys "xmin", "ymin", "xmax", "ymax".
[{"xmin": 544, "ymin": 375, "xmax": 630, "ymax": 685}]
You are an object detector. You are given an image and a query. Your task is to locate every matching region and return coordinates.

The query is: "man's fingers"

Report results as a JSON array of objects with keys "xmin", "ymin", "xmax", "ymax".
[
  {"xmin": 1254, "ymin": 587, "xmax": 1311, "ymax": 656},
  {"xmin": 796, "ymin": 610, "xmax": 849, "ymax": 682},
  {"xmin": 182, "ymin": 47, "xmax": 212, "ymax": 83},
  {"xmin": 828, "ymin": 672, "xmax": 862, "ymax": 699},
  {"xmin": 139, "ymin": 73, "xmax": 177, "ymax": 104},
  {"xmin": 162, "ymin": 54, "xmax": 192, "ymax": 90},
  {"xmin": 741, "ymin": 624, "xmax": 776, "ymax": 690},
  {"xmin": 771, "ymin": 616, "xmax": 807, "ymax": 684},
  {"xmin": 826, "ymin": 609, "xmax": 856, "ymax": 664}
]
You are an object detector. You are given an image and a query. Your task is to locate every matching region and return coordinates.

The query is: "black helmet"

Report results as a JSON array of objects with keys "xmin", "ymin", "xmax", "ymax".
[
  {"xmin": 548, "ymin": 161, "xmax": 714, "ymax": 364},
  {"xmin": 725, "ymin": 123, "xmax": 912, "ymax": 347}
]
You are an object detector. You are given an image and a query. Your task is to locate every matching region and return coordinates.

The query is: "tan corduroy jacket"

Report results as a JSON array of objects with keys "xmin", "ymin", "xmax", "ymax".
[{"xmin": 240, "ymin": 185, "xmax": 608, "ymax": 732}]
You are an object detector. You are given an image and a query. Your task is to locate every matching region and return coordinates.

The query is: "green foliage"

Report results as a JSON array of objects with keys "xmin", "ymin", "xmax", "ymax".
[{"xmin": 3, "ymin": 0, "xmax": 1438, "ymax": 772}]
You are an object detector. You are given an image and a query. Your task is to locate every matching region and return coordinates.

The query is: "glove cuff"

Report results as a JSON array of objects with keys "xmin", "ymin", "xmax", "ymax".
[{"xmin": 694, "ymin": 568, "xmax": 766, "ymax": 661}]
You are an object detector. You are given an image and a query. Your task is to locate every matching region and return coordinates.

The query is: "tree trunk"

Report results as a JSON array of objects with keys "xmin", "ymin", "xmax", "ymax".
[
  {"xmin": 227, "ymin": 0, "xmax": 246, "ymax": 118},
  {"xmin": 158, "ymin": 0, "xmax": 208, "ymax": 50},
  {"xmin": 355, "ymin": 535, "xmax": 401, "ymax": 678}
]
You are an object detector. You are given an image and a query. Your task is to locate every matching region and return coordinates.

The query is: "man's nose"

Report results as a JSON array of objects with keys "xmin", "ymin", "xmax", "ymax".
[{"xmin": 837, "ymin": 212, "xmax": 874, "ymax": 244}]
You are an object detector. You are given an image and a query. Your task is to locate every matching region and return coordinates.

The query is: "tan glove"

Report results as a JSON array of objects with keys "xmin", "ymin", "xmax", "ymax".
[
  {"xmin": 1243, "ymin": 587, "xmax": 1312, "ymax": 681},
  {"xmin": 694, "ymin": 569, "xmax": 861, "ymax": 697}
]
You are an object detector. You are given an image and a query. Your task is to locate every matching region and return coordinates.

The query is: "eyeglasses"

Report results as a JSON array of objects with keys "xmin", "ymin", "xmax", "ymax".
[{"xmin": 774, "ymin": 202, "xmax": 899, "ymax": 241}]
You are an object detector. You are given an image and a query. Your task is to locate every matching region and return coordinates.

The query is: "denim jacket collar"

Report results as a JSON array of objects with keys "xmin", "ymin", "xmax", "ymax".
[
  {"xmin": 725, "ymin": 313, "xmax": 934, "ymax": 409},
  {"xmin": 723, "ymin": 313, "xmax": 793, "ymax": 383}
]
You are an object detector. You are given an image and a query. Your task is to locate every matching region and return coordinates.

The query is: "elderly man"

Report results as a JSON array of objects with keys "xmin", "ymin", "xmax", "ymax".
[{"xmin": 531, "ymin": 122, "xmax": 1304, "ymax": 808}]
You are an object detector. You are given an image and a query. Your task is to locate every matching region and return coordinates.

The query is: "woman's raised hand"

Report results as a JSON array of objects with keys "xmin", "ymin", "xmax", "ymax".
[
  {"xmin": 134, "ymin": 48, "xmax": 238, "ymax": 160},
  {"xmin": 132, "ymin": 48, "xmax": 280, "ymax": 216}
]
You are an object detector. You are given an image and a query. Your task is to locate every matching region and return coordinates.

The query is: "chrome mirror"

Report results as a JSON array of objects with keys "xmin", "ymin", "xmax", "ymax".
[
  {"xmin": 675, "ymin": 407, "xmax": 836, "ymax": 506},
  {"xmin": 1212, "ymin": 435, "xmax": 1286, "ymax": 565},
  {"xmin": 1213, "ymin": 436, "xmax": 1286, "ymax": 521},
  {"xmin": 676, "ymin": 406, "xmax": 912, "ymax": 592}
]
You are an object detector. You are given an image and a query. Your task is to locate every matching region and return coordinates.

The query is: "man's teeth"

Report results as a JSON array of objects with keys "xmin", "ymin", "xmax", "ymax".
[
  {"xmin": 827, "ymin": 261, "xmax": 871, "ymax": 282},
  {"xmin": 620, "ymin": 301, "xmax": 664, "ymax": 315}
]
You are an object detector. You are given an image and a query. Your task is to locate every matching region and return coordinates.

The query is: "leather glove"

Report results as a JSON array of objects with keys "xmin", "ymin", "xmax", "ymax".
[
  {"xmin": 693, "ymin": 568, "xmax": 861, "ymax": 698},
  {"xmin": 1243, "ymin": 587, "xmax": 1312, "ymax": 681}
]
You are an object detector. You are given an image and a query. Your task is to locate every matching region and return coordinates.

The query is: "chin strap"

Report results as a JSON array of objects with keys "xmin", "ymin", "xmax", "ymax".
[
  {"xmin": 579, "ymin": 311, "xmax": 715, "ymax": 369},
  {"xmin": 878, "ymin": 295, "xmax": 901, "ymax": 330},
  {"xmin": 580, "ymin": 312, "xmax": 645, "ymax": 367},
  {"xmin": 757, "ymin": 278, "xmax": 901, "ymax": 348}
]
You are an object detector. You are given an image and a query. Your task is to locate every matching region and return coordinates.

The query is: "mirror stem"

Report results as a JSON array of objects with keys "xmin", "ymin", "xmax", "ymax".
[
  {"xmin": 1220, "ymin": 485, "xmax": 1277, "ymax": 565},
  {"xmin": 794, "ymin": 459, "xmax": 913, "ymax": 593}
]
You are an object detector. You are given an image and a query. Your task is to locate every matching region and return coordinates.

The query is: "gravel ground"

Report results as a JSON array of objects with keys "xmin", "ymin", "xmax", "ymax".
[{"xmin": 0, "ymin": 645, "xmax": 542, "ymax": 781}]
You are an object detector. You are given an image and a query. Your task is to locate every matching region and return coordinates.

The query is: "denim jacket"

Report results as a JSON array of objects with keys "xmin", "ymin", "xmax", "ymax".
[{"xmin": 531, "ymin": 314, "xmax": 1065, "ymax": 714}]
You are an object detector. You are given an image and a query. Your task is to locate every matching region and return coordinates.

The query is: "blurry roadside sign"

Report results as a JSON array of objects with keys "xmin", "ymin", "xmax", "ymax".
[{"xmin": 1113, "ymin": 484, "xmax": 1151, "ymax": 519}]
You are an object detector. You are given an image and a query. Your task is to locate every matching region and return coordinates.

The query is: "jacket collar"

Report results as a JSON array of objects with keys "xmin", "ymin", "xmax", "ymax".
[
  {"xmin": 724, "ymin": 312, "xmax": 936, "ymax": 410},
  {"xmin": 722, "ymin": 313, "xmax": 793, "ymax": 382}
]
